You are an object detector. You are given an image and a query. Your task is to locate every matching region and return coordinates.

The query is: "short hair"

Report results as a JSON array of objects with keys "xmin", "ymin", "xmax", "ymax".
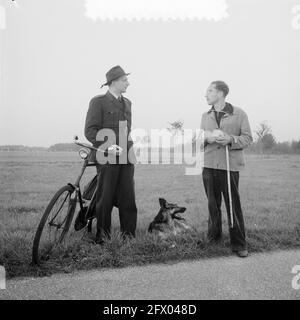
[{"xmin": 211, "ymin": 80, "xmax": 229, "ymax": 97}]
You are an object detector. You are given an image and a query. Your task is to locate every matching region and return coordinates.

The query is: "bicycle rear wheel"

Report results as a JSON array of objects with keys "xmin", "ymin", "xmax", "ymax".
[{"xmin": 32, "ymin": 184, "xmax": 77, "ymax": 264}]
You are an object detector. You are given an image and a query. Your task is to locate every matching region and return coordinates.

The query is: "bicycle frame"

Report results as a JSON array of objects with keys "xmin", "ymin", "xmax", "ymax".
[{"xmin": 71, "ymin": 137, "xmax": 102, "ymax": 224}]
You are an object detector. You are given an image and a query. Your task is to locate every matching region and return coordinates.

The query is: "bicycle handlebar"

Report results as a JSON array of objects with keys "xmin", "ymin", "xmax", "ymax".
[{"xmin": 73, "ymin": 136, "xmax": 105, "ymax": 153}]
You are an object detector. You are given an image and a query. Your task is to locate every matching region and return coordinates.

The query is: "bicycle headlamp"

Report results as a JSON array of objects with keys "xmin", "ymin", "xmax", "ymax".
[{"xmin": 79, "ymin": 148, "xmax": 89, "ymax": 159}]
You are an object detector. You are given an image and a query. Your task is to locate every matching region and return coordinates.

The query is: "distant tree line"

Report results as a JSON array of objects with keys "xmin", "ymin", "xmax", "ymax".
[
  {"xmin": 246, "ymin": 139, "xmax": 300, "ymax": 154},
  {"xmin": 0, "ymin": 145, "xmax": 47, "ymax": 151},
  {"xmin": 1, "ymin": 122, "xmax": 299, "ymax": 154},
  {"xmin": 245, "ymin": 122, "xmax": 300, "ymax": 154},
  {"xmin": 0, "ymin": 143, "xmax": 80, "ymax": 152},
  {"xmin": 48, "ymin": 143, "xmax": 81, "ymax": 152}
]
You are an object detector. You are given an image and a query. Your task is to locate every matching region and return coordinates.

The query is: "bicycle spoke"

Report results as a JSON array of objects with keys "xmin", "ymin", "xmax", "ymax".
[
  {"xmin": 48, "ymin": 193, "xmax": 70, "ymax": 226},
  {"xmin": 33, "ymin": 187, "xmax": 75, "ymax": 264}
]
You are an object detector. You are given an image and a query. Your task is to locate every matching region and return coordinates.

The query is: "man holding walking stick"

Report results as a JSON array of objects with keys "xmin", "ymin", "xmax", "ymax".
[{"xmin": 200, "ymin": 81, "xmax": 252, "ymax": 258}]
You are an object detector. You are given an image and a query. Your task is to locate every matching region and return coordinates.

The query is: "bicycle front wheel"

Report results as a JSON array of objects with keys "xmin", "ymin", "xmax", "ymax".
[{"xmin": 32, "ymin": 184, "xmax": 77, "ymax": 265}]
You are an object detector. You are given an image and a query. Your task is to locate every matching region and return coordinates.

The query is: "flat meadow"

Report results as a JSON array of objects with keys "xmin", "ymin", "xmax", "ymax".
[{"xmin": 0, "ymin": 151, "xmax": 300, "ymax": 278}]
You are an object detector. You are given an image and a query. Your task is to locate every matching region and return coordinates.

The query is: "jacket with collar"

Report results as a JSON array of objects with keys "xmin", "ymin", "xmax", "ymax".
[
  {"xmin": 200, "ymin": 103, "xmax": 253, "ymax": 171},
  {"xmin": 84, "ymin": 91, "xmax": 134, "ymax": 163}
]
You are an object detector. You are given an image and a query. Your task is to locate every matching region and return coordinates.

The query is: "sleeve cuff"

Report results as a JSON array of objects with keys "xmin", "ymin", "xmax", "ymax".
[{"xmin": 229, "ymin": 135, "xmax": 239, "ymax": 149}]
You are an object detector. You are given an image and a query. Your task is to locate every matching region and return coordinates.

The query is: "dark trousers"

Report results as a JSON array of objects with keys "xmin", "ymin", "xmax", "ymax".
[
  {"xmin": 95, "ymin": 164, "xmax": 137, "ymax": 239},
  {"xmin": 202, "ymin": 168, "xmax": 247, "ymax": 251}
]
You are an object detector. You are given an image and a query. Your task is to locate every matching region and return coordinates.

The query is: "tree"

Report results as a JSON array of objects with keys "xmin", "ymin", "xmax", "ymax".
[
  {"xmin": 255, "ymin": 122, "xmax": 276, "ymax": 153},
  {"xmin": 167, "ymin": 120, "xmax": 184, "ymax": 134},
  {"xmin": 261, "ymin": 133, "xmax": 276, "ymax": 151},
  {"xmin": 254, "ymin": 121, "xmax": 272, "ymax": 141},
  {"xmin": 166, "ymin": 120, "xmax": 184, "ymax": 154},
  {"xmin": 291, "ymin": 140, "xmax": 300, "ymax": 154}
]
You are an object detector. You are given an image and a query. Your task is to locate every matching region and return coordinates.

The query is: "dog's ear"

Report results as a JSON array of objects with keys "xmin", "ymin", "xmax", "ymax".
[{"xmin": 159, "ymin": 198, "xmax": 166, "ymax": 208}]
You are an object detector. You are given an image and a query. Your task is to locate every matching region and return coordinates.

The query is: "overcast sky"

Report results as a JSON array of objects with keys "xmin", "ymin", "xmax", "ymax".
[{"xmin": 0, "ymin": 0, "xmax": 299, "ymax": 147}]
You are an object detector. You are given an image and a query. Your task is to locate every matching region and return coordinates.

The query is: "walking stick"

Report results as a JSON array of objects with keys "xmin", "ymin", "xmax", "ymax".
[{"xmin": 226, "ymin": 145, "xmax": 234, "ymax": 228}]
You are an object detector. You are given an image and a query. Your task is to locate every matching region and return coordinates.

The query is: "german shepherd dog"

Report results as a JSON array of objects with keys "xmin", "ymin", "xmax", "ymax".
[{"xmin": 148, "ymin": 198, "xmax": 191, "ymax": 239}]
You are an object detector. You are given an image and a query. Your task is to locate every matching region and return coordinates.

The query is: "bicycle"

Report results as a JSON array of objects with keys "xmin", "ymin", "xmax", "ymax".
[{"xmin": 32, "ymin": 136, "xmax": 103, "ymax": 265}]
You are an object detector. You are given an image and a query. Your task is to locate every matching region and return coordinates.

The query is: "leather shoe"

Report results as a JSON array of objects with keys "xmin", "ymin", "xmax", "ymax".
[
  {"xmin": 94, "ymin": 237, "xmax": 104, "ymax": 245},
  {"xmin": 94, "ymin": 230, "xmax": 106, "ymax": 245},
  {"xmin": 235, "ymin": 249, "xmax": 248, "ymax": 258}
]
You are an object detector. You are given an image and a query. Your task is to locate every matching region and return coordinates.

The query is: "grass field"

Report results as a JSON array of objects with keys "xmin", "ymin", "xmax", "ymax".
[{"xmin": 0, "ymin": 151, "xmax": 300, "ymax": 278}]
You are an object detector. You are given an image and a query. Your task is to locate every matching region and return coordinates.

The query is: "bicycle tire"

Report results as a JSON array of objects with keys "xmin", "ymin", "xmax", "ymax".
[{"xmin": 32, "ymin": 184, "xmax": 77, "ymax": 265}]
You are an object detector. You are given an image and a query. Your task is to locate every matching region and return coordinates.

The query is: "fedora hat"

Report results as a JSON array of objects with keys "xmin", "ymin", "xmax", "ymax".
[{"xmin": 101, "ymin": 65, "xmax": 130, "ymax": 88}]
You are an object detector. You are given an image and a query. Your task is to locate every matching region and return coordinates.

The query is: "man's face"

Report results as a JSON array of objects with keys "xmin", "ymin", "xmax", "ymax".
[
  {"xmin": 205, "ymin": 84, "xmax": 222, "ymax": 105},
  {"xmin": 113, "ymin": 75, "xmax": 130, "ymax": 94}
]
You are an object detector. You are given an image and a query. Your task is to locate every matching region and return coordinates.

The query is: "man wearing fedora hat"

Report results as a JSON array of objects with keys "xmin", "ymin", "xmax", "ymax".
[{"xmin": 84, "ymin": 65, "xmax": 137, "ymax": 244}]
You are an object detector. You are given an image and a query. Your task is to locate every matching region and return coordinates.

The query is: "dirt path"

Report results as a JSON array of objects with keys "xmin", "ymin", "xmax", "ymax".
[{"xmin": 1, "ymin": 249, "xmax": 300, "ymax": 300}]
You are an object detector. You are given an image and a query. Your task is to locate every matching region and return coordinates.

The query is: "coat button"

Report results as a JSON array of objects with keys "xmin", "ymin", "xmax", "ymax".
[{"xmin": 217, "ymin": 146, "xmax": 220, "ymax": 149}]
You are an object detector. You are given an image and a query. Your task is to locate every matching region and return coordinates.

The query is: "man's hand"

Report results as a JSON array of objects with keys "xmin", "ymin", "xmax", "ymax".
[
  {"xmin": 205, "ymin": 129, "xmax": 225, "ymax": 144},
  {"xmin": 206, "ymin": 136, "xmax": 217, "ymax": 144},
  {"xmin": 204, "ymin": 131, "xmax": 217, "ymax": 144},
  {"xmin": 108, "ymin": 144, "xmax": 123, "ymax": 156},
  {"xmin": 216, "ymin": 133, "xmax": 232, "ymax": 146}
]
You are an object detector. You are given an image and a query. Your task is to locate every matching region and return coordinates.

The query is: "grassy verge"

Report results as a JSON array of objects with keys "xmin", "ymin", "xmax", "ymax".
[
  {"xmin": 1, "ymin": 153, "xmax": 300, "ymax": 279},
  {"xmin": 1, "ymin": 226, "xmax": 300, "ymax": 279}
]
